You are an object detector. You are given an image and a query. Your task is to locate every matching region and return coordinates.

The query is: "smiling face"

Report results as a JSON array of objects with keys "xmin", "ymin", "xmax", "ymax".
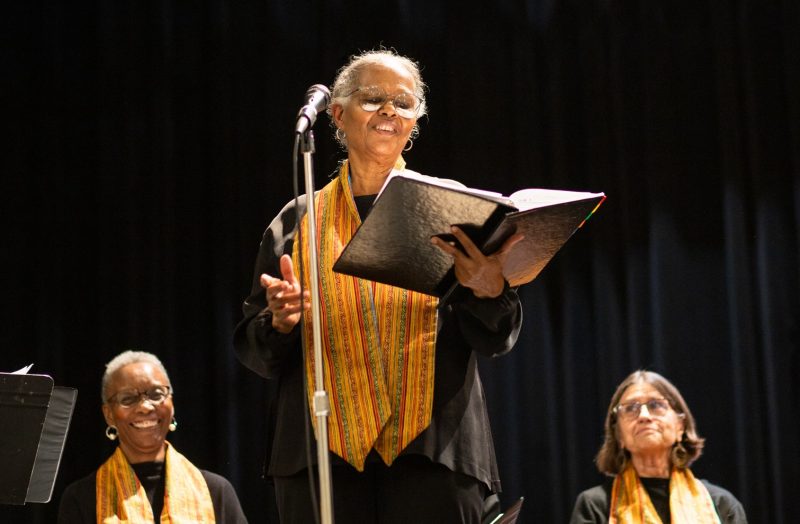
[
  {"xmin": 331, "ymin": 61, "xmax": 418, "ymax": 167},
  {"xmin": 102, "ymin": 361, "xmax": 174, "ymax": 464},
  {"xmin": 616, "ymin": 382, "xmax": 685, "ymax": 460}
]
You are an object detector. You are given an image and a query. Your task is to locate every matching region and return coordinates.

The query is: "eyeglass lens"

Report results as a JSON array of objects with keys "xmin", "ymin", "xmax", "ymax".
[
  {"xmin": 355, "ymin": 86, "xmax": 420, "ymax": 118},
  {"xmin": 617, "ymin": 398, "xmax": 670, "ymax": 418},
  {"xmin": 114, "ymin": 386, "xmax": 170, "ymax": 407}
]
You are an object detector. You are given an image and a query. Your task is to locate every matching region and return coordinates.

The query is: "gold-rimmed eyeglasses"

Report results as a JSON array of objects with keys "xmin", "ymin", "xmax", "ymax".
[
  {"xmin": 106, "ymin": 385, "xmax": 172, "ymax": 408},
  {"xmin": 613, "ymin": 398, "xmax": 674, "ymax": 420},
  {"xmin": 345, "ymin": 85, "xmax": 422, "ymax": 119}
]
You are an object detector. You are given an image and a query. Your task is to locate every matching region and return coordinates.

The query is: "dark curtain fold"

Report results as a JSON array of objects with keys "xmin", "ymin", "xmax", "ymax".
[{"xmin": 4, "ymin": 1, "xmax": 797, "ymax": 522}]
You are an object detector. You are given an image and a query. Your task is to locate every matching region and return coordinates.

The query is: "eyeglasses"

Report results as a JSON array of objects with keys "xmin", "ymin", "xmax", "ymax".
[
  {"xmin": 345, "ymin": 85, "xmax": 422, "ymax": 119},
  {"xmin": 613, "ymin": 398, "xmax": 672, "ymax": 420},
  {"xmin": 107, "ymin": 386, "xmax": 172, "ymax": 408}
]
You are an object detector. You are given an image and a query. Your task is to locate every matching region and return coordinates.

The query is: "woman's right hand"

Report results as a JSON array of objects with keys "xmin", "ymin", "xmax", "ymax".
[{"xmin": 260, "ymin": 254, "xmax": 310, "ymax": 334}]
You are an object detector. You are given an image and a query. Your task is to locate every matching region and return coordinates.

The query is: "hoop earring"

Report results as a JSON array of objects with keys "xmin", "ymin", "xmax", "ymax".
[
  {"xmin": 403, "ymin": 139, "xmax": 413, "ymax": 152},
  {"xmin": 105, "ymin": 425, "xmax": 118, "ymax": 441},
  {"xmin": 169, "ymin": 418, "xmax": 178, "ymax": 432},
  {"xmin": 335, "ymin": 128, "xmax": 346, "ymax": 142},
  {"xmin": 671, "ymin": 440, "xmax": 687, "ymax": 465}
]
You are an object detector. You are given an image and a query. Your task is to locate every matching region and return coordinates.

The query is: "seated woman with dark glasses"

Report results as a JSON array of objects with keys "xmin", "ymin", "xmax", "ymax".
[
  {"xmin": 57, "ymin": 350, "xmax": 248, "ymax": 523},
  {"xmin": 570, "ymin": 370, "xmax": 747, "ymax": 524}
]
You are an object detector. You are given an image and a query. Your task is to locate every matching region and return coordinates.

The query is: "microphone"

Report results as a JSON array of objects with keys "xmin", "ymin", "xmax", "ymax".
[{"xmin": 295, "ymin": 84, "xmax": 331, "ymax": 134}]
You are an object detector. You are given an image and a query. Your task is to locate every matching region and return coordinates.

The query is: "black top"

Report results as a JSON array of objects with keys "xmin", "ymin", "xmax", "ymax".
[
  {"xmin": 233, "ymin": 190, "xmax": 522, "ymax": 492},
  {"xmin": 569, "ymin": 477, "xmax": 748, "ymax": 524},
  {"xmin": 57, "ymin": 462, "xmax": 248, "ymax": 523},
  {"xmin": 640, "ymin": 477, "xmax": 670, "ymax": 522},
  {"xmin": 353, "ymin": 193, "xmax": 376, "ymax": 220},
  {"xmin": 131, "ymin": 462, "xmax": 166, "ymax": 519}
]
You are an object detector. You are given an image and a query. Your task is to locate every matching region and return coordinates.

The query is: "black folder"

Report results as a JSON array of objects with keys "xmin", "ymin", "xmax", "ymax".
[
  {"xmin": 491, "ymin": 497, "xmax": 524, "ymax": 524},
  {"xmin": 0, "ymin": 373, "xmax": 77, "ymax": 505},
  {"xmin": 333, "ymin": 173, "xmax": 605, "ymax": 297}
]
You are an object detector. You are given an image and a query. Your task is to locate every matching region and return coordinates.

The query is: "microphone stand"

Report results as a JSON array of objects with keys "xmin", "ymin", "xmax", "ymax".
[{"xmin": 298, "ymin": 129, "xmax": 334, "ymax": 524}]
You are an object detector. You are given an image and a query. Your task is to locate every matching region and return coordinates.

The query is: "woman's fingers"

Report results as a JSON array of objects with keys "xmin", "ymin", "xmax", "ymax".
[
  {"xmin": 448, "ymin": 226, "xmax": 482, "ymax": 260},
  {"xmin": 279, "ymin": 254, "xmax": 299, "ymax": 285},
  {"xmin": 494, "ymin": 232, "xmax": 525, "ymax": 258},
  {"xmin": 430, "ymin": 226, "xmax": 523, "ymax": 298}
]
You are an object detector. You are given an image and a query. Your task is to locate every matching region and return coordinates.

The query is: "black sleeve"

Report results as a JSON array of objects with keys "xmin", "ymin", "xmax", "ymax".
[
  {"xmin": 569, "ymin": 484, "xmax": 610, "ymax": 524},
  {"xmin": 702, "ymin": 481, "xmax": 748, "ymax": 524},
  {"xmin": 56, "ymin": 473, "xmax": 97, "ymax": 524},
  {"xmin": 201, "ymin": 470, "xmax": 249, "ymax": 524},
  {"xmin": 449, "ymin": 281, "xmax": 523, "ymax": 358},
  {"xmin": 233, "ymin": 197, "xmax": 306, "ymax": 379}
]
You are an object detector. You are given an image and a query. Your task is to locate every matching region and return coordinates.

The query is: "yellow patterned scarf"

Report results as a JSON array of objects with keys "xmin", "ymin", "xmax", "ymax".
[
  {"xmin": 609, "ymin": 463, "xmax": 721, "ymax": 523},
  {"xmin": 95, "ymin": 443, "xmax": 216, "ymax": 523},
  {"xmin": 293, "ymin": 159, "xmax": 439, "ymax": 471}
]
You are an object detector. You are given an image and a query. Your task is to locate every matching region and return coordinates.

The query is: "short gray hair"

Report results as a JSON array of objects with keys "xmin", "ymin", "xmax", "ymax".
[
  {"xmin": 101, "ymin": 350, "xmax": 172, "ymax": 402},
  {"xmin": 327, "ymin": 49, "xmax": 427, "ymax": 148}
]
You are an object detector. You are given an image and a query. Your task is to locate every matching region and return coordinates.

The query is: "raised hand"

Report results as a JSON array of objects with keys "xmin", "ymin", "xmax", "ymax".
[{"xmin": 260, "ymin": 254, "xmax": 310, "ymax": 333}]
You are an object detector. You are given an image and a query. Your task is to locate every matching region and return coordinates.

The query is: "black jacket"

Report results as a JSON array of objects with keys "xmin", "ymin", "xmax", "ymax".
[{"xmin": 233, "ymin": 193, "xmax": 522, "ymax": 492}]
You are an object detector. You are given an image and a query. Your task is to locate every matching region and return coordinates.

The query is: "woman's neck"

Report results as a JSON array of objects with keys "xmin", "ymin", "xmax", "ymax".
[
  {"xmin": 631, "ymin": 452, "xmax": 672, "ymax": 478},
  {"xmin": 120, "ymin": 442, "xmax": 167, "ymax": 465},
  {"xmin": 347, "ymin": 154, "xmax": 395, "ymax": 196}
]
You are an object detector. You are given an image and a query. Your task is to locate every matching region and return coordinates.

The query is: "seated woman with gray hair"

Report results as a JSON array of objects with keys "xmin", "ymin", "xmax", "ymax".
[
  {"xmin": 57, "ymin": 350, "xmax": 247, "ymax": 523},
  {"xmin": 570, "ymin": 370, "xmax": 746, "ymax": 524}
]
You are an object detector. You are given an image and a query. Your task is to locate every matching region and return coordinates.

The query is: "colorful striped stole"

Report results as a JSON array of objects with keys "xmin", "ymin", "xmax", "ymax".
[
  {"xmin": 609, "ymin": 463, "xmax": 721, "ymax": 523},
  {"xmin": 95, "ymin": 443, "xmax": 216, "ymax": 523},
  {"xmin": 293, "ymin": 160, "xmax": 439, "ymax": 471}
]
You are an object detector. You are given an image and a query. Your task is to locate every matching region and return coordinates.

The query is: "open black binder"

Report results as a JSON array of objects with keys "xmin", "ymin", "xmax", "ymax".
[
  {"xmin": 333, "ymin": 174, "xmax": 605, "ymax": 297},
  {"xmin": 0, "ymin": 373, "xmax": 77, "ymax": 505}
]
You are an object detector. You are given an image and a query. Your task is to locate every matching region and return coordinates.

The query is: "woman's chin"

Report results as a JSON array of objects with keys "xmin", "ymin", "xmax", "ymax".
[{"xmin": 361, "ymin": 141, "xmax": 403, "ymax": 160}]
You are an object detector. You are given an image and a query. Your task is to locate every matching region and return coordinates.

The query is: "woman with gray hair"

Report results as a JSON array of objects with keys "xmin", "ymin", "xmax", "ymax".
[
  {"xmin": 234, "ymin": 49, "xmax": 524, "ymax": 523},
  {"xmin": 57, "ymin": 350, "xmax": 247, "ymax": 523},
  {"xmin": 570, "ymin": 370, "xmax": 746, "ymax": 523}
]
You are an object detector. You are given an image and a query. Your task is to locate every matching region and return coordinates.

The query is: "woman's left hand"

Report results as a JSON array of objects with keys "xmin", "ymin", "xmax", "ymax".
[{"xmin": 431, "ymin": 226, "xmax": 524, "ymax": 298}]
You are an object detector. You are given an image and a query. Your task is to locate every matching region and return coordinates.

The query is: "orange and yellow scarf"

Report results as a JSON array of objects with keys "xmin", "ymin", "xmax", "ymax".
[
  {"xmin": 293, "ymin": 159, "xmax": 439, "ymax": 471},
  {"xmin": 95, "ymin": 443, "xmax": 215, "ymax": 523},
  {"xmin": 609, "ymin": 463, "xmax": 720, "ymax": 523}
]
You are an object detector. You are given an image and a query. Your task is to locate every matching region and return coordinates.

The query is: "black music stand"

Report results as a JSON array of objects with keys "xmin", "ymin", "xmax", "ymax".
[{"xmin": 0, "ymin": 373, "xmax": 77, "ymax": 505}]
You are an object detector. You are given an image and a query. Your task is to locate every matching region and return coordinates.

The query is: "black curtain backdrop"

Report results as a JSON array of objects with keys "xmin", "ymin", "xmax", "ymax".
[{"xmin": 4, "ymin": 1, "xmax": 798, "ymax": 523}]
